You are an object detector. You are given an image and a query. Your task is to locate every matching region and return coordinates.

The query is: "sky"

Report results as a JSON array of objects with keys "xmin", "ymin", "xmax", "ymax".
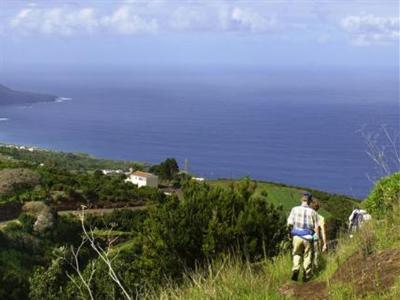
[{"xmin": 0, "ymin": 0, "xmax": 399, "ymax": 69}]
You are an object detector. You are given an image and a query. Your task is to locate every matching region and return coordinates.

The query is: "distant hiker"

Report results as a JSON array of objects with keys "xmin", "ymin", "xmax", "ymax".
[
  {"xmin": 348, "ymin": 209, "xmax": 362, "ymax": 232},
  {"xmin": 310, "ymin": 199, "xmax": 327, "ymax": 272},
  {"xmin": 348, "ymin": 209, "xmax": 372, "ymax": 234},
  {"xmin": 287, "ymin": 192, "xmax": 319, "ymax": 282}
]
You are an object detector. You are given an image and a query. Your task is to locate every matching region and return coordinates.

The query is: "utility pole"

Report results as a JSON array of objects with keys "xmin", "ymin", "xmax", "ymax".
[{"xmin": 184, "ymin": 158, "xmax": 189, "ymax": 174}]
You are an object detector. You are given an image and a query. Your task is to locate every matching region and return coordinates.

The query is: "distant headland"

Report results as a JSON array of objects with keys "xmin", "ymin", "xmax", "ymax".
[{"xmin": 0, "ymin": 84, "xmax": 57, "ymax": 106}]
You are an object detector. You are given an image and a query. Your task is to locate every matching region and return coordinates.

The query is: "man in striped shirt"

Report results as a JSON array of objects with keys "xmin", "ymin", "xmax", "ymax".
[{"xmin": 287, "ymin": 192, "xmax": 319, "ymax": 282}]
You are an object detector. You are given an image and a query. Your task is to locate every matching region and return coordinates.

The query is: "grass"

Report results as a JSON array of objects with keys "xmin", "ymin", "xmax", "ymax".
[
  {"xmin": 149, "ymin": 254, "xmax": 292, "ymax": 300},
  {"xmin": 112, "ymin": 236, "xmax": 142, "ymax": 253},
  {"xmin": 210, "ymin": 179, "xmax": 332, "ymax": 218},
  {"xmin": 92, "ymin": 229, "xmax": 133, "ymax": 238},
  {"xmin": 148, "ymin": 206, "xmax": 400, "ymax": 300}
]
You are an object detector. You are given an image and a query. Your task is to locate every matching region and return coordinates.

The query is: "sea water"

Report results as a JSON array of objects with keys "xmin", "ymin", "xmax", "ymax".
[{"xmin": 0, "ymin": 66, "xmax": 398, "ymax": 198}]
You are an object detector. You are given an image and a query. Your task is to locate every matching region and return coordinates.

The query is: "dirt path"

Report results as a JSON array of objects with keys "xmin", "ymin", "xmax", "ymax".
[{"xmin": 280, "ymin": 249, "xmax": 400, "ymax": 299}]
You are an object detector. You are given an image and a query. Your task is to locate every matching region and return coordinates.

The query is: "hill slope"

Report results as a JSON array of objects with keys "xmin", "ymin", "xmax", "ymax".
[
  {"xmin": 0, "ymin": 84, "xmax": 57, "ymax": 106},
  {"xmin": 0, "ymin": 145, "xmax": 368, "ymax": 299},
  {"xmin": 211, "ymin": 179, "xmax": 359, "ymax": 239},
  {"xmin": 153, "ymin": 205, "xmax": 400, "ymax": 299}
]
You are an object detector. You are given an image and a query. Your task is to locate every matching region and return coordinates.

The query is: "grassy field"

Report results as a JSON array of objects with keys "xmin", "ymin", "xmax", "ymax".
[{"xmin": 210, "ymin": 179, "xmax": 332, "ymax": 219}]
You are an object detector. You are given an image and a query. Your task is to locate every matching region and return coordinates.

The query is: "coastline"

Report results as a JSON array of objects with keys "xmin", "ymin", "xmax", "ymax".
[
  {"xmin": 0, "ymin": 142, "xmax": 362, "ymax": 201},
  {"xmin": 0, "ymin": 96, "xmax": 67, "ymax": 107}
]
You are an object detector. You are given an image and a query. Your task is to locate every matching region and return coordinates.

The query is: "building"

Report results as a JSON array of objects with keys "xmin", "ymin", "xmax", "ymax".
[
  {"xmin": 192, "ymin": 177, "xmax": 205, "ymax": 182},
  {"xmin": 102, "ymin": 169, "xmax": 123, "ymax": 175},
  {"xmin": 125, "ymin": 171, "xmax": 159, "ymax": 188}
]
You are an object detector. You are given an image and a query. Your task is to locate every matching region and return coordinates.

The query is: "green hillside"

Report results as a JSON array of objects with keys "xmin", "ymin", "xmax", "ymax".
[
  {"xmin": 0, "ymin": 144, "xmax": 144, "ymax": 171},
  {"xmin": 210, "ymin": 179, "xmax": 359, "ymax": 239},
  {"xmin": 211, "ymin": 179, "xmax": 332, "ymax": 216},
  {"xmin": 0, "ymin": 145, "xmax": 394, "ymax": 300},
  {"xmin": 153, "ymin": 173, "xmax": 400, "ymax": 299}
]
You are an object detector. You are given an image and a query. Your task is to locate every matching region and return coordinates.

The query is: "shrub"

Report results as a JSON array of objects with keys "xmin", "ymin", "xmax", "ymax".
[
  {"xmin": 0, "ymin": 168, "xmax": 40, "ymax": 197},
  {"xmin": 364, "ymin": 172, "xmax": 400, "ymax": 218},
  {"xmin": 18, "ymin": 213, "xmax": 36, "ymax": 233},
  {"xmin": 22, "ymin": 201, "xmax": 56, "ymax": 235}
]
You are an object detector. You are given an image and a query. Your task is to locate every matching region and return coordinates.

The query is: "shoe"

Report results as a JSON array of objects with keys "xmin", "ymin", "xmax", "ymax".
[{"xmin": 291, "ymin": 270, "xmax": 299, "ymax": 281}]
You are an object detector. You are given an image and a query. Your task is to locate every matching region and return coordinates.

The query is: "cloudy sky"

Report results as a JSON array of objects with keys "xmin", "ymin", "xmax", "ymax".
[{"xmin": 0, "ymin": 0, "xmax": 399, "ymax": 68}]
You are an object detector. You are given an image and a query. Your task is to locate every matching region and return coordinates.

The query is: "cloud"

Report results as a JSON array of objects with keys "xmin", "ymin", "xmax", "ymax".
[
  {"xmin": 101, "ymin": 6, "xmax": 158, "ymax": 35},
  {"xmin": 6, "ymin": 3, "xmax": 280, "ymax": 37},
  {"xmin": 227, "ymin": 7, "xmax": 276, "ymax": 32},
  {"xmin": 217, "ymin": 7, "xmax": 277, "ymax": 33},
  {"xmin": 341, "ymin": 14, "xmax": 400, "ymax": 46},
  {"xmin": 10, "ymin": 7, "xmax": 100, "ymax": 36},
  {"xmin": 5, "ymin": 1, "xmax": 398, "ymax": 44},
  {"xmin": 168, "ymin": 5, "xmax": 277, "ymax": 33},
  {"xmin": 169, "ymin": 6, "xmax": 213, "ymax": 31},
  {"xmin": 8, "ymin": 5, "xmax": 158, "ymax": 36}
]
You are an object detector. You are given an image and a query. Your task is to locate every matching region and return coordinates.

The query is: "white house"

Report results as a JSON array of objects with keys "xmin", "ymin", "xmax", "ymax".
[{"xmin": 125, "ymin": 171, "xmax": 159, "ymax": 188}]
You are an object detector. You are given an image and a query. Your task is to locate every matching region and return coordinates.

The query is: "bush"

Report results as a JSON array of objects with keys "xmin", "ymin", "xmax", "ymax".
[
  {"xmin": 364, "ymin": 172, "xmax": 400, "ymax": 218},
  {"xmin": 86, "ymin": 209, "xmax": 148, "ymax": 233},
  {"xmin": 22, "ymin": 201, "xmax": 56, "ymax": 235},
  {"xmin": 18, "ymin": 213, "xmax": 36, "ymax": 233},
  {"xmin": 0, "ymin": 168, "xmax": 40, "ymax": 197},
  {"xmin": 142, "ymin": 179, "xmax": 287, "ymax": 282}
]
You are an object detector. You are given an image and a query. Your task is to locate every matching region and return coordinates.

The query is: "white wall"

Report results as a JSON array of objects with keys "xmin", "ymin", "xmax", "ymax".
[{"xmin": 126, "ymin": 175, "xmax": 158, "ymax": 188}]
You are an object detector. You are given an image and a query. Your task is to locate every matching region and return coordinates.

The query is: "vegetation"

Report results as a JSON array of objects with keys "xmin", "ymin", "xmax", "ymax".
[
  {"xmin": 0, "ymin": 166, "xmax": 165, "ymax": 210},
  {"xmin": 149, "ymin": 158, "xmax": 180, "ymax": 181},
  {"xmin": 25, "ymin": 179, "xmax": 287, "ymax": 299},
  {"xmin": 0, "ymin": 168, "xmax": 40, "ymax": 202},
  {"xmin": 364, "ymin": 172, "xmax": 400, "ymax": 218},
  {"xmin": 0, "ymin": 144, "xmax": 144, "ymax": 171},
  {"xmin": 211, "ymin": 179, "xmax": 359, "ymax": 239},
  {"xmin": 0, "ymin": 145, "xmax": 385, "ymax": 300},
  {"xmin": 151, "ymin": 172, "xmax": 400, "ymax": 299}
]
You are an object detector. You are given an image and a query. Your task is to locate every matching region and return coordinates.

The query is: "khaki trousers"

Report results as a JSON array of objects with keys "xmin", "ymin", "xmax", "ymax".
[
  {"xmin": 292, "ymin": 236, "xmax": 312, "ymax": 276},
  {"xmin": 313, "ymin": 240, "xmax": 320, "ymax": 271}
]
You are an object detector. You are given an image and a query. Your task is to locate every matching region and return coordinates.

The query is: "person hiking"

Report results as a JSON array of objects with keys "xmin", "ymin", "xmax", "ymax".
[
  {"xmin": 287, "ymin": 192, "xmax": 319, "ymax": 282},
  {"xmin": 348, "ymin": 208, "xmax": 362, "ymax": 233},
  {"xmin": 310, "ymin": 199, "xmax": 327, "ymax": 273},
  {"xmin": 348, "ymin": 208, "xmax": 372, "ymax": 235}
]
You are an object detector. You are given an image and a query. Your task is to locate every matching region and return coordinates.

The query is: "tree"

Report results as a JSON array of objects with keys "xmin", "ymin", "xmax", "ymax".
[
  {"xmin": 236, "ymin": 196, "xmax": 287, "ymax": 260},
  {"xmin": 150, "ymin": 158, "xmax": 179, "ymax": 181},
  {"xmin": 142, "ymin": 179, "xmax": 287, "ymax": 281}
]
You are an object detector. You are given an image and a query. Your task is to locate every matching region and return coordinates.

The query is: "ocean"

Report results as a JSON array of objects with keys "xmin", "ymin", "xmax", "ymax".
[{"xmin": 0, "ymin": 66, "xmax": 398, "ymax": 198}]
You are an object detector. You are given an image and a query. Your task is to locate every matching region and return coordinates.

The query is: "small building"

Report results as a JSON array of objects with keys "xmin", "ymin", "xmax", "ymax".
[
  {"xmin": 125, "ymin": 171, "xmax": 159, "ymax": 188},
  {"xmin": 102, "ymin": 169, "xmax": 123, "ymax": 175},
  {"xmin": 192, "ymin": 177, "xmax": 205, "ymax": 182}
]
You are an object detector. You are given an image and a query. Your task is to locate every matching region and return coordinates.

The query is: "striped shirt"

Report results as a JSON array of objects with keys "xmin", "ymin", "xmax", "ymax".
[{"xmin": 287, "ymin": 204, "xmax": 318, "ymax": 231}]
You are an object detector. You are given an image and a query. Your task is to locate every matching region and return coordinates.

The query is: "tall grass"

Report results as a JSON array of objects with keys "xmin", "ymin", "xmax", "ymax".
[
  {"xmin": 145, "ymin": 254, "xmax": 291, "ymax": 299},
  {"xmin": 148, "ymin": 206, "xmax": 400, "ymax": 300}
]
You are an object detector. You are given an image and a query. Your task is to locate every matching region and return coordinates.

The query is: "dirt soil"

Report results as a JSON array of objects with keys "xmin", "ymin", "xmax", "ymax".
[{"xmin": 279, "ymin": 249, "xmax": 400, "ymax": 299}]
